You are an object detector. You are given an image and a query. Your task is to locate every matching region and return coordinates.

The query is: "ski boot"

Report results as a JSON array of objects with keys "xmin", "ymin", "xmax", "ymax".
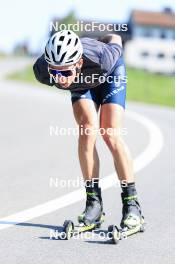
[
  {"xmin": 62, "ymin": 186, "xmax": 105, "ymax": 240},
  {"xmin": 120, "ymin": 193, "xmax": 145, "ymax": 230},
  {"xmin": 108, "ymin": 185, "xmax": 146, "ymax": 244},
  {"xmin": 78, "ymin": 186, "xmax": 105, "ymax": 228}
]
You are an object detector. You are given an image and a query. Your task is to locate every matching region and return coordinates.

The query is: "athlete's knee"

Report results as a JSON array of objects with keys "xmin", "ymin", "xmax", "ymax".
[{"xmin": 78, "ymin": 123, "xmax": 97, "ymax": 142}]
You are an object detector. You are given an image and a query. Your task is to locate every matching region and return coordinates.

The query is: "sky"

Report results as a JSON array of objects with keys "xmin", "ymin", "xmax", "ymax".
[{"xmin": 0, "ymin": 0, "xmax": 175, "ymax": 53}]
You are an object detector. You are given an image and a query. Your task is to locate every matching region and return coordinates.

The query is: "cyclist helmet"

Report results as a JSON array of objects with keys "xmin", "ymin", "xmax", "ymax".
[{"xmin": 44, "ymin": 30, "xmax": 83, "ymax": 66}]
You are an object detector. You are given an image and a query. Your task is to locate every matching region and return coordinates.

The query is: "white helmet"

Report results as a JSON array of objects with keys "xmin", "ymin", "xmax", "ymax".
[{"xmin": 44, "ymin": 30, "xmax": 83, "ymax": 66}]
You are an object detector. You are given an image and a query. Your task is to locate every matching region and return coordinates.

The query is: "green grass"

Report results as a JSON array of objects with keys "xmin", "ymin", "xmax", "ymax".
[
  {"xmin": 8, "ymin": 65, "xmax": 38, "ymax": 85},
  {"xmin": 126, "ymin": 68, "xmax": 175, "ymax": 107},
  {"xmin": 0, "ymin": 52, "xmax": 7, "ymax": 59},
  {"xmin": 7, "ymin": 64, "xmax": 175, "ymax": 107}
]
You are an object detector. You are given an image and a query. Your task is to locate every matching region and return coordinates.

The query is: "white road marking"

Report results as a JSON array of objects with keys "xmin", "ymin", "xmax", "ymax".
[{"xmin": 0, "ymin": 110, "xmax": 164, "ymax": 230}]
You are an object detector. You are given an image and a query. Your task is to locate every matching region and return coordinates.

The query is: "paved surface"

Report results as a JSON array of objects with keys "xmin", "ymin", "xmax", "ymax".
[{"xmin": 0, "ymin": 58, "xmax": 174, "ymax": 264}]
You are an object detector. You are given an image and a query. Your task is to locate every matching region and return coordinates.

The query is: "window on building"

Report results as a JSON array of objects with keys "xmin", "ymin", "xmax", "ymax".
[
  {"xmin": 141, "ymin": 51, "xmax": 149, "ymax": 57},
  {"xmin": 144, "ymin": 30, "xmax": 152, "ymax": 37},
  {"xmin": 157, "ymin": 53, "xmax": 165, "ymax": 59},
  {"xmin": 160, "ymin": 31, "xmax": 166, "ymax": 39}
]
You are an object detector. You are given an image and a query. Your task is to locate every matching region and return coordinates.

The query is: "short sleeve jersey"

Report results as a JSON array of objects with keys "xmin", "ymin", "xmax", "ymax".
[{"xmin": 33, "ymin": 38, "xmax": 122, "ymax": 91}]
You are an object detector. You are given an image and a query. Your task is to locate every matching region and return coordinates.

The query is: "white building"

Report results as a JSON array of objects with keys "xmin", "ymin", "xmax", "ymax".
[{"xmin": 125, "ymin": 10, "xmax": 175, "ymax": 74}]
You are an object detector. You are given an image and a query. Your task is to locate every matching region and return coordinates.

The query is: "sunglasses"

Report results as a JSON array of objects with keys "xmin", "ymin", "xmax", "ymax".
[{"xmin": 48, "ymin": 67, "xmax": 76, "ymax": 77}]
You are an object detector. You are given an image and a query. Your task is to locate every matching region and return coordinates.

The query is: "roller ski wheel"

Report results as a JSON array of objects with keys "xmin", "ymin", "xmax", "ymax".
[
  {"xmin": 139, "ymin": 221, "xmax": 146, "ymax": 232},
  {"xmin": 62, "ymin": 220, "xmax": 74, "ymax": 240},
  {"xmin": 108, "ymin": 225, "xmax": 120, "ymax": 244}
]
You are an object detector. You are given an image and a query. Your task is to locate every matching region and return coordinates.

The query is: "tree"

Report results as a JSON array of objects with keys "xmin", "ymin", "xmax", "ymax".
[{"xmin": 50, "ymin": 10, "xmax": 82, "ymax": 37}]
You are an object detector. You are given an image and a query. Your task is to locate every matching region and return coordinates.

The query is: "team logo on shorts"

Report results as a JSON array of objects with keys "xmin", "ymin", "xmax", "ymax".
[{"xmin": 102, "ymin": 86, "xmax": 125, "ymax": 103}]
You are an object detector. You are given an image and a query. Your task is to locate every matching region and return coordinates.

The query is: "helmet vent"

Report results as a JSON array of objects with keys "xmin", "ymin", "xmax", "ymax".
[
  {"xmin": 67, "ymin": 38, "xmax": 71, "ymax": 45},
  {"xmin": 51, "ymin": 51, "xmax": 56, "ymax": 62},
  {"xmin": 66, "ymin": 60, "xmax": 74, "ymax": 64},
  {"xmin": 69, "ymin": 50, "xmax": 78, "ymax": 60},
  {"xmin": 52, "ymin": 36, "xmax": 56, "ymax": 45},
  {"xmin": 75, "ymin": 38, "xmax": 78, "ymax": 46},
  {"xmin": 45, "ymin": 48, "xmax": 49, "ymax": 59},
  {"xmin": 59, "ymin": 36, "xmax": 65, "ymax": 41},
  {"xmin": 57, "ymin": 45, "xmax": 61, "ymax": 54},
  {"xmin": 60, "ymin": 52, "xmax": 67, "ymax": 62}
]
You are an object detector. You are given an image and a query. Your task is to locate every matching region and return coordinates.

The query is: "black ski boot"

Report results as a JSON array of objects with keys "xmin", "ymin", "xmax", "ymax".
[
  {"xmin": 78, "ymin": 186, "xmax": 104, "ymax": 227},
  {"xmin": 120, "ymin": 183, "xmax": 144, "ymax": 229},
  {"xmin": 120, "ymin": 193, "xmax": 144, "ymax": 229}
]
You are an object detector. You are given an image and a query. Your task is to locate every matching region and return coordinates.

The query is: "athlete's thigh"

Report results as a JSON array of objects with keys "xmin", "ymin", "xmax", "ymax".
[
  {"xmin": 100, "ymin": 103, "xmax": 124, "ymax": 129},
  {"xmin": 99, "ymin": 57, "xmax": 126, "ymax": 129}
]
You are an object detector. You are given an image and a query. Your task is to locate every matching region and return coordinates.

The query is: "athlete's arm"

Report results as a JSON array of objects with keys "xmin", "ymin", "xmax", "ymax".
[
  {"xmin": 97, "ymin": 34, "xmax": 123, "ymax": 74},
  {"xmin": 33, "ymin": 54, "xmax": 54, "ymax": 86},
  {"xmin": 98, "ymin": 34, "xmax": 122, "ymax": 47}
]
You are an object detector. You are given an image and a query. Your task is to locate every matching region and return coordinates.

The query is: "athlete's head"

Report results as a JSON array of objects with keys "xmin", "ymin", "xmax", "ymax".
[{"xmin": 45, "ymin": 30, "xmax": 83, "ymax": 88}]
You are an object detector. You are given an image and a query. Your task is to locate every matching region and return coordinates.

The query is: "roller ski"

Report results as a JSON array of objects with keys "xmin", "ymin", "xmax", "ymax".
[
  {"xmin": 62, "ymin": 185, "xmax": 105, "ymax": 240},
  {"xmin": 108, "ymin": 186, "xmax": 146, "ymax": 244}
]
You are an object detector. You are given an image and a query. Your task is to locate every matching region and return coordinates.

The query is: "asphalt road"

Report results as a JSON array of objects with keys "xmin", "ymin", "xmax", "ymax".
[{"xmin": 0, "ymin": 58, "xmax": 175, "ymax": 264}]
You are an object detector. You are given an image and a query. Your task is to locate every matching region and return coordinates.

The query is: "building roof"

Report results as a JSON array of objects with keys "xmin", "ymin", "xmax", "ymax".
[{"xmin": 132, "ymin": 10, "xmax": 175, "ymax": 28}]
